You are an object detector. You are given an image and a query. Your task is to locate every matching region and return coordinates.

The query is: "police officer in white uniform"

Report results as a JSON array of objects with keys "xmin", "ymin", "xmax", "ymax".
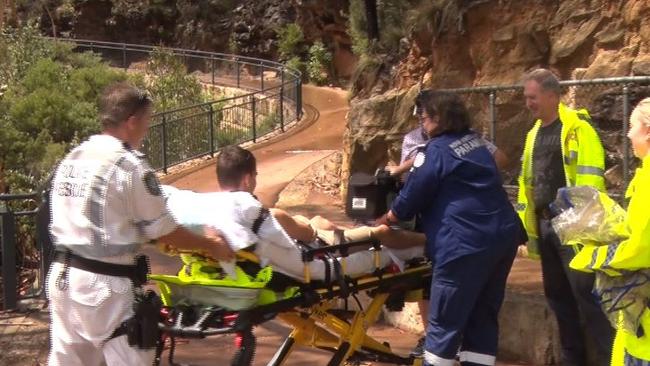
[{"xmin": 47, "ymin": 83, "xmax": 234, "ymax": 366}]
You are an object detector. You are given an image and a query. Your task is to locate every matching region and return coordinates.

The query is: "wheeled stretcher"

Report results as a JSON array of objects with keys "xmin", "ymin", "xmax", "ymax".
[{"xmin": 150, "ymin": 237, "xmax": 432, "ymax": 366}]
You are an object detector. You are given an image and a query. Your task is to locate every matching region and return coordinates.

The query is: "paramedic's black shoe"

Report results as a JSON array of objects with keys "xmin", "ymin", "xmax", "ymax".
[{"xmin": 410, "ymin": 336, "xmax": 425, "ymax": 358}]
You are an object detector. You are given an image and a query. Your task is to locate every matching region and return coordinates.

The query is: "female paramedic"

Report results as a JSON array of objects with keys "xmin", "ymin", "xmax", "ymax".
[
  {"xmin": 377, "ymin": 91, "xmax": 522, "ymax": 366},
  {"xmin": 570, "ymin": 98, "xmax": 650, "ymax": 365}
]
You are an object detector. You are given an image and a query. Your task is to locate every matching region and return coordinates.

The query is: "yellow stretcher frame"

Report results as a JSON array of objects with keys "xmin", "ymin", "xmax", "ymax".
[
  {"xmin": 268, "ymin": 266, "xmax": 429, "ymax": 366},
  {"xmin": 152, "ymin": 242, "xmax": 430, "ymax": 366}
]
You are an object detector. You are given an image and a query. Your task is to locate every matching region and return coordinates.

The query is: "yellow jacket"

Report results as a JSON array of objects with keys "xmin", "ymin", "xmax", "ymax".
[
  {"xmin": 516, "ymin": 103, "xmax": 606, "ymax": 258},
  {"xmin": 570, "ymin": 155, "xmax": 650, "ymax": 365}
]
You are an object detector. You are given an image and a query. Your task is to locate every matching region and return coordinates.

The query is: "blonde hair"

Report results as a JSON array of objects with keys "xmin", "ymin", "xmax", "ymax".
[{"xmin": 631, "ymin": 98, "xmax": 650, "ymax": 128}]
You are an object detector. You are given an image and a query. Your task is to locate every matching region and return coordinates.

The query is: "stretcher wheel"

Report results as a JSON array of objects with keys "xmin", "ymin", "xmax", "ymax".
[{"xmin": 231, "ymin": 331, "xmax": 256, "ymax": 366}]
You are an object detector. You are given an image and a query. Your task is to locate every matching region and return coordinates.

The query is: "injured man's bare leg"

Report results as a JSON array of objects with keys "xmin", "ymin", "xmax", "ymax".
[{"xmin": 269, "ymin": 207, "xmax": 425, "ymax": 251}]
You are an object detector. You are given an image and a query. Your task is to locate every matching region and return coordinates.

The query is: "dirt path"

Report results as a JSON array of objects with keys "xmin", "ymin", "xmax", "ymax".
[{"xmin": 168, "ymin": 85, "xmax": 348, "ymax": 208}]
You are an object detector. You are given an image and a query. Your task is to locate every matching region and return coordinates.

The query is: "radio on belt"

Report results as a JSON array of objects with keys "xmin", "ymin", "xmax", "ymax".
[{"xmin": 345, "ymin": 169, "xmax": 399, "ymax": 220}]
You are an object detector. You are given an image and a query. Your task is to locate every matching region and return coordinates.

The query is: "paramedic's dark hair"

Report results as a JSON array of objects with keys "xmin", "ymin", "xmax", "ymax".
[
  {"xmin": 99, "ymin": 82, "xmax": 152, "ymax": 129},
  {"xmin": 523, "ymin": 68, "xmax": 562, "ymax": 95},
  {"xmin": 419, "ymin": 91, "xmax": 472, "ymax": 135},
  {"xmin": 216, "ymin": 146, "xmax": 257, "ymax": 187},
  {"xmin": 414, "ymin": 89, "xmax": 433, "ymax": 116}
]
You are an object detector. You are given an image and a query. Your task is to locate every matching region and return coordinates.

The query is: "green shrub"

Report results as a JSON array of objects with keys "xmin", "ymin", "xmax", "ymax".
[
  {"xmin": 347, "ymin": 0, "xmax": 417, "ymax": 57},
  {"xmin": 276, "ymin": 23, "xmax": 304, "ymax": 60},
  {"xmin": 348, "ymin": 0, "xmax": 370, "ymax": 56},
  {"xmin": 143, "ymin": 47, "xmax": 204, "ymax": 111},
  {"xmin": 258, "ymin": 112, "xmax": 280, "ymax": 135},
  {"xmin": 285, "ymin": 56, "xmax": 306, "ymax": 79},
  {"xmin": 0, "ymin": 38, "xmax": 126, "ymax": 192},
  {"xmin": 307, "ymin": 41, "xmax": 332, "ymax": 85},
  {"xmin": 0, "ymin": 22, "xmax": 54, "ymax": 87}
]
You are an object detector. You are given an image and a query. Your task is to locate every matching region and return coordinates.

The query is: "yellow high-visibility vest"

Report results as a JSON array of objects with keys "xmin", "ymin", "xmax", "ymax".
[{"xmin": 516, "ymin": 102, "xmax": 606, "ymax": 258}]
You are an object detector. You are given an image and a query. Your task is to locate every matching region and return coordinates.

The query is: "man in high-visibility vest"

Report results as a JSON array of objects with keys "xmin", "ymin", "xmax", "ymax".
[{"xmin": 516, "ymin": 68, "xmax": 613, "ymax": 365}]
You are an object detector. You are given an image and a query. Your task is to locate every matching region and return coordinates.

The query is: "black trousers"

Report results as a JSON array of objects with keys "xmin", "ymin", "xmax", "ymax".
[{"xmin": 538, "ymin": 219, "xmax": 614, "ymax": 366}]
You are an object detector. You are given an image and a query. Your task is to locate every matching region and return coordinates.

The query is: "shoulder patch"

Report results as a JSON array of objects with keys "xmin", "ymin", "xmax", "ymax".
[
  {"xmin": 143, "ymin": 171, "xmax": 161, "ymax": 196},
  {"xmin": 413, "ymin": 151, "xmax": 426, "ymax": 168}
]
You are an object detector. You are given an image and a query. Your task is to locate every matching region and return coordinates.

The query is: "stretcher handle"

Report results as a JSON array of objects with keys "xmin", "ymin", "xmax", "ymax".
[{"xmin": 300, "ymin": 238, "xmax": 381, "ymax": 262}]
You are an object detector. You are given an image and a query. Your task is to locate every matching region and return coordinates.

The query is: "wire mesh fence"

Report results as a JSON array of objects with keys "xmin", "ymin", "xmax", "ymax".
[{"xmin": 440, "ymin": 76, "xmax": 650, "ymax": 199}]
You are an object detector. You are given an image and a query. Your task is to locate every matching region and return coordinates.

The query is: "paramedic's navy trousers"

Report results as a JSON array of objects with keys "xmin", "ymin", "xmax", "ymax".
[{"xmin": 424, "ymin": 246, "xmax": 517, "ymax": 366}]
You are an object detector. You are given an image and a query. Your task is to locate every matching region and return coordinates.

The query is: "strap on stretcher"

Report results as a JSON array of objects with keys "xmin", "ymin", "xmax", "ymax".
[{"xmin": 298, "ymin": 237, "xmax": 383, "ymax": 295}]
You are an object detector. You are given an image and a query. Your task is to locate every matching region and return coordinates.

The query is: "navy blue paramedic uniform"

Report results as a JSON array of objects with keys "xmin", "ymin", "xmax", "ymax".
[{"xmin": 391, "ymin": 131, "xmax": 521, "ymax": 366}]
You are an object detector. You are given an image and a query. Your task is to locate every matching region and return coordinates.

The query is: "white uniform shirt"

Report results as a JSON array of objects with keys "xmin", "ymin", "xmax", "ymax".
[{"xmin": 50, "ymin": 134, "xmax": 177, "ymax": 263}]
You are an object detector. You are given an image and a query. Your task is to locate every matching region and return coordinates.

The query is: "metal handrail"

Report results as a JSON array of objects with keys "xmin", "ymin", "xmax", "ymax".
[
  {"xmin": 49, "ymin": 37, "xmax": 304, "ymax": 173},
  {"xmin": 438, "ymin": 76, "xmax": 650, "ymax": 94}
]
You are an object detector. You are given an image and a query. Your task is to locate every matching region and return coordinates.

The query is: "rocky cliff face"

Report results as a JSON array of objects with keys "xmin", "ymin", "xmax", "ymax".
[
  {"xmin": 343, "ymin": 0, "xmax": 650, "ymax": 197},
  {"xmin": 37, "ymin": 0, "xmax": 355, "ymax": 78}
]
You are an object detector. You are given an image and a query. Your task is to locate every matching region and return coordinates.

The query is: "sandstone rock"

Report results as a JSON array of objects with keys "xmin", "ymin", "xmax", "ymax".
[
  {"xmin": 623, "ymin": 0, "xmax": 649, "ymax": 25},
  {"xmin": 581, "ymin": 45, "xmax": 638, "ymax": 79},
  {"xmin": 595, "ymin": 19, "xmax": 625, "ymax": 47},
  {"xmin": 632, "ymin": 54, "xmax": 650, "ymax": 75},
  {"xmin": 641, "ymin": 17, "xmax": 650, "ymax": 44},
  {"xmin": 550, "ymin": 15, "xmax": 602, "ymax": 63},
  {"xmin": 492, "ymin": 24, "xmax": 515, "ymax": 43},
  {"xmin": 341, "ymin": 86, "xmax": 420, "ymax": 195}
]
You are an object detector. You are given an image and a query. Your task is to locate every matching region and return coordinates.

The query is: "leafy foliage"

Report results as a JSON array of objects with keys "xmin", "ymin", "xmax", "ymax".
[
  {"xmin": 276, "ymin": 23, "xmax": 304, "ymax": 61},
  {"xmin": 0, "ymin": 26, "xmax": 126, "ymax": 193},
  {"xmin": 347, "ymin": 0, "xmax": 418, "ymax": 57},
  {"xmin": 307, "ymin": 41, "xmax": 332, "ymax": 85},
  {"xmin": 348, "ymin": 0, "xmax": 370, "ymax": 56},
  {"xmin": 258, "ymin": 112, "xmax": 280, "ymax": 136},
  {"xmin": 285, "ymin": 56, "xmax": 306, "ymax": 80},
  {"xmin": 142, "ymin": 47, "xmax": 206, "ymax": 112}
]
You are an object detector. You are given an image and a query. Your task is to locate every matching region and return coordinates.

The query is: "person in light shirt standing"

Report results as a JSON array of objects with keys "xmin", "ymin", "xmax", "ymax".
[{"xmin": 47, "ymin": 82, "xmax": 234, "ymax": 366}]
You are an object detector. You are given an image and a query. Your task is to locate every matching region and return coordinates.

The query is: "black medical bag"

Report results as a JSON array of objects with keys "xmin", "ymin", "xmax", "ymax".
[{"xmin": 345, "ymin": 169, "xmax": 400, "ymax": 220}]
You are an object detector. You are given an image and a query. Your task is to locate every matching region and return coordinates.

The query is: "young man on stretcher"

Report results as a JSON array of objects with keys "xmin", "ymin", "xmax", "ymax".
[{"xmin": 160, "ymin": 146, "xmax": 426, "ymax": 282}]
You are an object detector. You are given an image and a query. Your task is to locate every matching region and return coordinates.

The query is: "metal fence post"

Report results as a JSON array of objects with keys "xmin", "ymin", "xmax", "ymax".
[
  {"xmin": 35, "ymin": 193, "xmax": 53, "ymax": 298},
  {"xmin": 280, "ymin": 68, "xmax": 285, "ymax": 132},
  {"xmin": 260, "ymin": 62, "xmax": 264, "ymax": 91},
  {"xmin": 489, "ymin": 91, "xmax": 496, "ymax": 142},
  {"xmin": 211, "ymin": 55, "xmax": 215, "ymax": 85},
  {"xmin": 162, "ymin": 114, "xmax": 168, "ymax": 174},
  {"xmin": 122, "ymin": 43, "xmax": 127, "ymax": 70},
  {"xmin": 1, "ymin": 204, "xmax": 17, "ymax": 311},
  {"xmin": 236, "ymin": 59, "xmax": 241, "ymax": 88},
  {"xmin": 622, "ymin": 84, "xmax": 630, "ymax": 186},
  {"xmin": 296, "ymin": 79, "xmax": 302, "ymax": 120},
  {"xmin": 208, "ymin": 104, "xmax": 215, "ymax": 156},
  {"xmin": 252, "ymin": 96, "xmax": 257, "ymax": 143}
]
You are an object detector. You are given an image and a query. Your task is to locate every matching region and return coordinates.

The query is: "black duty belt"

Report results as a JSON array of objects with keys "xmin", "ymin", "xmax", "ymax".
[{"xmin": 53, "ymin": 250, "xmax": 150, "ymax": 289}]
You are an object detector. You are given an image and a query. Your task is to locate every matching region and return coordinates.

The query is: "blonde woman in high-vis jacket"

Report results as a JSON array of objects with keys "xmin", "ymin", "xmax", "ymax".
[{"xmin": 571, "ymin": 98, "xmax": 650, "ymax": 365}]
